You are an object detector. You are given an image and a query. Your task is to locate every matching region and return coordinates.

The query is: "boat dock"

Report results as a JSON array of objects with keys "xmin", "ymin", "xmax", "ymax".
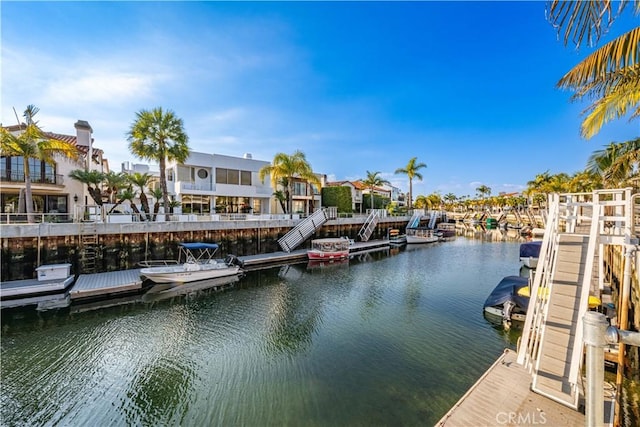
[
  {"xmin": 439, "ymin": 189, "xmax": 638, "ymax": 426},
  {"xmin": 436, "ymin": 349, "xmax": 614, "ymax": 426},
  {"xmin": 1, "ymin": 239, "xmax": 392, "ymax": 309}
]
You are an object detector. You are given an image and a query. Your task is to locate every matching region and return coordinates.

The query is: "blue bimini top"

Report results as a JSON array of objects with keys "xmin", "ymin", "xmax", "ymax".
[{"xmin": 180, "ymin": 242, "xmax": 220, "ymax": 250}]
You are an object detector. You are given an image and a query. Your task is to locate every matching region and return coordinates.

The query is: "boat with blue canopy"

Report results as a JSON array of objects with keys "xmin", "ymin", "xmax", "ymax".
[{"xmin": 140, "ymin": 242, "xmax": 244, "ymax": 284}]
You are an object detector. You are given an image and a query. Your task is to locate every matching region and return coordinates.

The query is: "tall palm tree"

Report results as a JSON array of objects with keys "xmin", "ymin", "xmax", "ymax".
[
  {"xmin": 362, "ymin": 171, "xmax": 390, "ymax": 211},
  {"xmin": 548, "ymin": 1, "xmax": 640, "ymax": 138},
  {"xmin": 259, "ymin": 151, "xmax": 313, "ymax": 218},
  {"xmin": 395, "ymin": 157, "xmax": 427, "ymax": 209},
  {"xmin": 0, "ymin": 105, "xmax": 80, "ymax": 223},
  {"xmin": 128, "ymin": 172, "xmax": 153, "ymax": 220},
  {"xmin": 127, "ymin": 107, "xmax": 189, "ymax": 221},
  {"xmin": 475, "ymin": 184, "xmax": 492, "ymax": 199},
  {"xmin": 68, "ymin": 169, "xmax": 106, "ymax": 205}
]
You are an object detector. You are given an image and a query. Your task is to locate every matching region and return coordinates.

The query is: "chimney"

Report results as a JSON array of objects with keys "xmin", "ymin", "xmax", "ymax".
[{"xmin": 75, "ymin": 120, "xmax": 93, "ymax": 170}]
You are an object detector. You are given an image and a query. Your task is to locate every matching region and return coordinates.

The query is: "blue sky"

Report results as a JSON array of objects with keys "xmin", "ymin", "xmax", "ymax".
[{"xmin": 2, "ymin": 1, "xmax": 638, "ymax": 198}]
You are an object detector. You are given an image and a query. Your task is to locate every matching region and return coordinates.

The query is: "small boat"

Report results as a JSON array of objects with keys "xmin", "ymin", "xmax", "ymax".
[
  {"xmin": 406, "ymin": 227, "xmax": 439, "ymax": 244},
  {"xmin": 483, "ymin": 276, "xmax": 530, "ymax": 323},
  {"xmin": 307, "ymin": 238, "xmax": 351, "ymax": 260},
  {"xmin": 519, "ymin": 240, "xmax": 542, "ymax": 269},
  {"xmin": 140, "ymin": 242, "xmax": 244, "ymax": 284},
  {"xmin": 435, "ymin": 222, "xmax": 456, "ymax": 238},
  {"xmin": 387, "ymin": 228, "xmax": 407, "ymax": 246}
]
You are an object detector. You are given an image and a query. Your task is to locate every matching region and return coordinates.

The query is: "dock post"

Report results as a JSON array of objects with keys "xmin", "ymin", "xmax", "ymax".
[{"xmin": 583, "ymin": 311, "xmax": 608, "ymax": 427}]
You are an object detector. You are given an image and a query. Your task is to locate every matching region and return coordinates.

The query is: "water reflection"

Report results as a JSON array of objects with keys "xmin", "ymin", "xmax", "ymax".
[{"xmin": 2, "ymin": 238, "xmax": 527, "ymax": 426}]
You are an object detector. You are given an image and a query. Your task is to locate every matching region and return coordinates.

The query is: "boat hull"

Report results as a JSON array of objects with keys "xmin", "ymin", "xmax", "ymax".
[
  {"xmin": 307, "ymin": 249, "xmax": 349, "ymax": 260},
  {"xmin": 140, "ymin": 265, "xmax": 241, "ymax": 284},
  {"xmin": 406, "ymin": 235, "xmax": 439, "ymax": 244}
]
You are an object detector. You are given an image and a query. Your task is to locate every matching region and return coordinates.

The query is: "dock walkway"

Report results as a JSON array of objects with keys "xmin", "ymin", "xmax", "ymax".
[
  {"xmin": 436, "ymin": 349, "xmax": 614, "ymax": 426},
  {"xmin": 2, "ymin": 239, "xmax": 393, "ymax": 308}
]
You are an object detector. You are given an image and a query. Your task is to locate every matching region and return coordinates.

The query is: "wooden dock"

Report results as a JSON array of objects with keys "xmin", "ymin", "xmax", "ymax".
[
  {"xmin": 0, "ymin": 276, "xmax": 74, "ymax": 310},
  {"xmin": 70, "ymin": 269, "xmax": 144, "ymax": 300},
  {"xmin": 0, "ymin": 239, "xmax": 392, "ymax": 309},
  {"xmin": 240, "ymin": 239, "xmax": 390, "ymax": 270},
  {"xmin": 436, "ymin": 349, "xmax": 614, "ymax": 426}
]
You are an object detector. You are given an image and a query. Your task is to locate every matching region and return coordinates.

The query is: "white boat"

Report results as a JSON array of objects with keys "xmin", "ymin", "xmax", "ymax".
[
  {"xmin": 307, "ymin": 238, "xmax": 351, "ymax": 260},
  {"xmin": 406, "ymin": 228, "xmax": 439, "ymax": 244},
  {"xmin": 140, "ymin": 243, "xmax": 244, "ymax": 284}
]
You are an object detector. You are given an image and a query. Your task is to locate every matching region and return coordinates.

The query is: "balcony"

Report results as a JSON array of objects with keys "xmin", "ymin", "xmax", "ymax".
[
  {"xmin": 0, "ymin": 172, "xmax": 64, "ymax": 185},
  {"xmin": 179, "ymin": 181, "xmax": 215, "ymax": 192}
]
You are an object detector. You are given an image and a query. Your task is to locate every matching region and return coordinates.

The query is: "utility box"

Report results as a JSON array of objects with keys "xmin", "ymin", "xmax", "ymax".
[{"xmin": 36, "ymin": 263, "xmax": 72, "ymax": 281}]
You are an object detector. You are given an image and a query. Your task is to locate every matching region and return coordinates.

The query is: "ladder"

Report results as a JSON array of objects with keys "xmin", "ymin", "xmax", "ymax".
[
  {"xmin": 277, "ymin": 209, "xmax": 328, "ymax": 252},
  {"xmin": 79, "ymin": 223, "xmax": 99, "ymax": 273},
  {"xmin": 358, "ymin": 210, "xmax": 380, "ymax": 242}
]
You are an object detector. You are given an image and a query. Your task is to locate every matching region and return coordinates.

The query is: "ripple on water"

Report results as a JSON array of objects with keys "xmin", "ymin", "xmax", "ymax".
[{"xmin": 1, "ymin": 238, "xmax": 522, "ymax": 426}]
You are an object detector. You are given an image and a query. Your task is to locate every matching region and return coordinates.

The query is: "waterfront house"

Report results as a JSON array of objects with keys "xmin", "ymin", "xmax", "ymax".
[
  {"xmin": 288, "ymin": 173, "xmax": 325, "ymax": 216},
  {"xmin": 0, "ymin": 120, "xmax": 107, "ymax": 221},
  {"xmin": 164, "ymin": 151, "xmax": 274, "ymax": 218}
]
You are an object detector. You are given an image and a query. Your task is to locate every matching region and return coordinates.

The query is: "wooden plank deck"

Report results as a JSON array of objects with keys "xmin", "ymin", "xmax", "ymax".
[
  {"xmin": 436, "ymin": 349, "xmax": 614, "ymax": 426},
  {"xmin": 70, "ymin": 269, "xmax": 143, "ymax": 299},
  {"xmin": 532, "ymin": 234, "xmax": 589, "ymax": 408}
]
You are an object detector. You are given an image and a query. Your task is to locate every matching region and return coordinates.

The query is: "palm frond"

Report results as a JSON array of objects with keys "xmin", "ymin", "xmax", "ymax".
[
  {"xmin": 547, "ymin": 0, "xmax": 628, "ymax": 48},
  {"xmin": 580, "ymin": 76, "xmax": 640, "ymax": 138},
  {"xmin": 557, "ymin": 26, "xmax": 640, "ymax": 90}
]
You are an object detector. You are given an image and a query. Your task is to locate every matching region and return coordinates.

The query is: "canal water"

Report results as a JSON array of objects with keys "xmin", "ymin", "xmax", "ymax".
[{"xmin": 1, "ymin": 237, "xmax": 525, "ymax": 426}]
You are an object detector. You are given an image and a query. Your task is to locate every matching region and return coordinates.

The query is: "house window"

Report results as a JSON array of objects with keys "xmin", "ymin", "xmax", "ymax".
[
  {"xmin": 197, "ymin": 168, "xmax": 208, "ymax": 179},
  {"xmin": 227, "ymin": 169, "xmax": 239, "ymax": 185},
  {"xmin": 241, "ymin": 171, "xmax": 251, "ymax": 186},
  {"xmin": 216, "ymin": 168, "xmax": 228, "ymax": 184}
]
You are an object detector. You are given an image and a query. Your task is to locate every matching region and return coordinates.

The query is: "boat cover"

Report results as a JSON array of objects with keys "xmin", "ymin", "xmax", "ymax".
[
  {"xmin": 180, "ymin": 242, "xmax": 220, "ymax": 250},
  {"xmin": 519, "ymin": 241, "xmax": 542, "ymax": 258},
  {"xmin": 483, "ymin": 276, "xmax": 529, "ymax": 309}
]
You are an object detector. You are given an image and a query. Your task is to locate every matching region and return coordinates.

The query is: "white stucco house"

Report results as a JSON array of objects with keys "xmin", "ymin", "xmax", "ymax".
[{"xmin": 164, "ymin": 152, "xmax": 273, "ymax": 217}]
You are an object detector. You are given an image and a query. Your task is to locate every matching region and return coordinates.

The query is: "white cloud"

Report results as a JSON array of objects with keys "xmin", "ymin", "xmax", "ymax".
[{"xmin": 44, "ymin": 72, "xmax": 156, "ymax": 107}]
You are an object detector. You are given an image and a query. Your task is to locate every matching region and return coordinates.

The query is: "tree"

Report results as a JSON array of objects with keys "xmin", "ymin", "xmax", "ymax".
[
  {"xmin": 259, "ymin": 151, "xmax": 314, "ymax": 218},
  {"xmin": 103, "ymin": 171, "xmax": 128, "ymax": 205},
  {"xmin": 395, "ymin": 157, "xmax": 427, "ymax": 209},
  {"xmin": 118, "ymin": 186, "xmax": 143, "ymax": 218},
  {"xmin": 127, "ymin": 107, "xmax": 189, "ymax": 221},
  {"xmin": 475, "ymin": 184, "xmax": 492, "ymax": 199},
  {"xmin": 548, "ymin": 1, "xmax": 640, "ymax": 138},
  {"xmin": 362, "ymin": 171, "xmax": 390, "ymax": 211},
  {"xmin": 68, "ymin": 169, "xmax": 106, "ymax": 205},
  {"xmin": 587, "ymin": 138, "xmax": 640, "ymax": 187},
  {"xmin": 128, "ymin": 172, "xmax": 154, "ymax": 220},
  {"xmin": 0, "ymin": 105, "xmax": 80, "ymax": 223}
]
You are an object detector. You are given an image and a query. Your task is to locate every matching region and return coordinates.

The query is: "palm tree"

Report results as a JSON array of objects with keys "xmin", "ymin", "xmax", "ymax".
[
  {"xmin": 127, "ymin": 107, "xmax": 189, "ymax": 221},
  {"xmin": 0, "ymin": 105, "xmax": 80, "ymax": 223},
  {"xmin": 118, "ymin": 186, "xmax": 143, "ymax": 218},
  {"xmin": 475, "ymin": 184, "xmax": 491, "ymax": 199},
  {"xmin": 128, "ymin": 172, "xmax": 153, "ymax": 220},
  {"xmin": 587, "ymin": 138, "xmax": 640, "ymax": 187},
  {"xmin": 362, "ymin": 171, "xmax": 390, "ymax": 211},
  {"xmin": 103, "ymin": 171, "xmax": 128, "ymax": 205},
  {"xmin": 68, "ymin": 169, "xmax": 106, "ymax": 205},
  {"xmin": 548, "ymin": 1, "xmax": 640, "ymax": 138},
  {"xmin": 395, "ymin": 157, "xmax": 427, "ymax": 209},
  {"xmin": 259, "ymin": 151, "xmax": 314, "ymax": 218}
]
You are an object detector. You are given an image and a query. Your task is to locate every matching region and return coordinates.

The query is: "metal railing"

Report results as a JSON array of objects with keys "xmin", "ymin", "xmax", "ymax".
[{"xmin": 0, "ymin": 172, "xmax": 64, "ymax": 185}]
